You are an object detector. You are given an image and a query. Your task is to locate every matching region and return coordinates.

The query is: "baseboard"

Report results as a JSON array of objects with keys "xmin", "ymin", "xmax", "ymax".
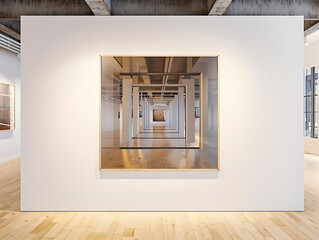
[{"xmin": 0, "ymin": 154, "xmax": 21, "ymax": 164}]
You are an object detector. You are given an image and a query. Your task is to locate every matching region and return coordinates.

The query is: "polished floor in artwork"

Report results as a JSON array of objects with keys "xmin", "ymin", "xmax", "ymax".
[
  {"xmin": 101, "ymin": 127, "xmax": 217, "ymax": 169},
  {"xmin": 101, "ymin": 147, "xmax": 217, "ymax": 169},
  {"xmin": 120, "ymin": 138, "xmax": 200, "ymax": 148},
  {"xmin": 122, "ymin": 125, "xmax": 200, "ymax": 148},
  {"xmin": 0, "ymin": 154, "xmax": 318, "ymax": 239}
]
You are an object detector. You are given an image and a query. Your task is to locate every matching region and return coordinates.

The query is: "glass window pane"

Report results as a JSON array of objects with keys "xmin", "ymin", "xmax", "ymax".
[
  {"xmin": 304, "ymin": 66, "xmax": 319, "ymax": 138},
  {"xmin": 306, "ymin": 78, "xmax": 311, "ymax": 96},
  {"xmin": 305, "ymin": 69, "xmax": 311, "ymax": 96},
  {"xmin": 306, "ymin": 96, "xmax": 311, "ymax": 112},
  {"xmin": 306, "ymin": 112, "xmax": 311, "ymax": 129},
  {"xmin": 304, "ymin": 97, "xmax": 307, "ymax": 113},
  {"xmin": 305, "ymin": 114, "xmax": 311, "ymax": 137},
  {"xmin": 315, "ymin": 66, "xmax": 318, "ymax": 95}
]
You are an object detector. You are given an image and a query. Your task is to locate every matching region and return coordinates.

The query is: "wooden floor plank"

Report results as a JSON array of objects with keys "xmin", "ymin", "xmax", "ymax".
[{"xmin": 0, "ymin": 154, "xmax": 319, "ymax": 239}]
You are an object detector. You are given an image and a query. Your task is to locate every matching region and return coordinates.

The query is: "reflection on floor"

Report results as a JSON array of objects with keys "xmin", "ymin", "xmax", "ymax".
[
  {"xmin": 101, "ymin": 129, "xmax": 217, "ymax": 169},
  {"xmin": 120, "ymin": 138, "xmax": 199, "ymax": 148},
  {"xmin": 133, "ymin": 132, "xmax": 184, "ymax": 139},
  {"xmin": 141, "ymin": 125, "xmax": 177, "ymax": 132},
  {"xmin": 101, "ymin": 147, "xmax": 217, "ymax": 169},
  {"xmin": 135, "ymin": 124, "xmax": 197, "ymax": 152},
  {"xmin": 101, "ymin": 118, "xmax": 217, "ymax": 169}
]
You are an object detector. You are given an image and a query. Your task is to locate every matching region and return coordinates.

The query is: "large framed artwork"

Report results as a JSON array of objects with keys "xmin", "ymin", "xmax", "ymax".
[
  {"xmin": 0, "ymin": 82, "xmax": 15, "ymax": 131},
  {"xmin": 100, "ymin": 56, "xmax": 219, "ymax": 170}
]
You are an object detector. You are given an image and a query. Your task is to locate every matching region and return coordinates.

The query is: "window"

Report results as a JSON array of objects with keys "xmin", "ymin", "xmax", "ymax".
[{"xmin": 304, "ymin": 66, "xmax": 318, "ymax": 138}]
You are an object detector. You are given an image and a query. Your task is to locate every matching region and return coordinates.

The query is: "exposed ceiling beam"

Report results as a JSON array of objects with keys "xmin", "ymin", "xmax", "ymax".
[
  {"xmin": 112, "ymin": 0, "xmax": 208, "ymax": 15},
  {"xmin": 84, "ymin": 0, "xmax": 111, "ymax": 15},
  {"xmin": 209, "ymin": 0, "xmax": 233, "ymax": 15},
  {"xmin": 0, "ymin": 23, "xmax": 20, "ymax": 41},
  {"xmin": 225, "ymin": 0, "xmax": 319, "ymax": 19},
  {"xmin": 0, "ymin": 20, "xmax": 20, "ymax": 35},
  {"xmin": 0, "ymin": 0, "xmax": 92, "ymax": 18},
  {"xmin": 161, "ymin": 57, "xmax": 174, "ymax": 102},
  {"xmin": 0, "ymin": 0, "xmax": 318, "ymax": 18},
  {"xmin": 138, "ymin": 57, "xmax": 152, "ymax": 98},
  {"xmin": 305, "ymin": 22, "xmax": 319, "ymax": 37},
  {"xmin": 162, "ymin": 57, "xmax": 170, "ymax": 84},
  {"xmin": 137, "ymin": 58, "xmax": 151, "ymax": 84},
  {"xmin": 304, "ymin": 20, "xmax": 319, "ymax": 32}
]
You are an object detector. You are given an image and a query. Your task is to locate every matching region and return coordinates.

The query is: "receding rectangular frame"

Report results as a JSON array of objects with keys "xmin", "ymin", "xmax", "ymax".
[
  {"xmin": 0, "ymin": 82, "xmax": 15, "ymax": 131},
  {"xmin": 133, "ymin": 84, "xmax": 186, "ymax": 134},
  {"xmin": 99, "ymin": 55, "xmax": 220, "ymax": 171},
  {"xmin": 116, "ymin": 83, "xmax": 201, "ymax": 149}
]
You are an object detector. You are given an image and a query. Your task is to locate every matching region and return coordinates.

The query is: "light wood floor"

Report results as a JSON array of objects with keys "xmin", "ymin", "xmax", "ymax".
[
  {"xmin": 101, "ymin": 130, "xmax": 217, "ymax": 169},
  {"xmin": 1, "ymin": 155, "xmax": 319, "ymax": 239}
]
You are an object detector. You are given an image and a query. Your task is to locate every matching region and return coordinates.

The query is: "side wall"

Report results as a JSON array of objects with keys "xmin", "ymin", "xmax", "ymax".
[
  {"xmin": 0, "ymin": 48, "xmax": 20, "ymax": 163},
  {"xmin": 21, "ymin": 16, "xmax": 304, "ymax": 211},
  {"xmin": 304, "ymin": 40, "xmax": 319, "ymax": 155}
]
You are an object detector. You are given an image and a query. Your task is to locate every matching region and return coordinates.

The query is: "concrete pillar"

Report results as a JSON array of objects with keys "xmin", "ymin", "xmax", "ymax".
[
  {"xmin": 132, "ymin": 87, "xmax": 139, "ymax": 137},
  {"xmin": 168, "ymin": 102, "xmax": 173, "ymax": 127},
  {"xmin": 170, "ymin": 100, "xmax": 176, "ymax": 128},
  {"xmin": 122, "ymin": 78, "xmax": 132, "ymax": 144},
  {"xmin": 132, "ymin": 59, "xmax": 139, "ymax": 137},
  {"xmin": 121, "ymin": 57, "xmax": 132, "ymax": 144},
  {"xmin": 202, "ymin": 74, "xmax": 208, "ymax": 142},
  {"xmin": 149, "ymin": 103, "xmax": 153, "ymax": 124},
  {"xmin": 145, "ymin": 99, "xmax": 150, "ymax": 129},
  {"xmin": 184, "ymin": 59, "xmax": 196, "ymax": 143},
  {"xmin": 168, "ymin": 102, "xmax": 172, "ymax": 127},
  {"xmin": 174, "ymin": 95, "xmax": 179, "ymax": 130},
  {"xmin": 178, "ymin": 87, "xmax": 185, "ymax": 137},
  {"xmin": 142, "ymin": 98, "xmax": 146, "ymax": 129},
  {"xmin": 183, "ymin": 79, "xmax": 196, "ymax": 143}
]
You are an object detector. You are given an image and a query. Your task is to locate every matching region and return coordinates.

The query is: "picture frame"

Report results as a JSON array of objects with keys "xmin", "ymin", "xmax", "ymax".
[{"xmin": 0, "ymin": 82, "xmax": 15, "ymax": 131}]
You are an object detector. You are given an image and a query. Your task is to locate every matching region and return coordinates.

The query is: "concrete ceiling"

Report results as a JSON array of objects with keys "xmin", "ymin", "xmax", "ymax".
[
  {"xmin": 1, "ymin": 0, "xmax": 319, "ymax": 42},
  {"xmin": 109, "ymin": 57, "xmax": 202, "ymax": 101}
]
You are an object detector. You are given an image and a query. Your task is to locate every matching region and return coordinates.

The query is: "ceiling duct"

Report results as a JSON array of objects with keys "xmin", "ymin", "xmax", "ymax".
[{"xmin": 0, "ymin": 33, "xmax": 20, "ymax": 54}]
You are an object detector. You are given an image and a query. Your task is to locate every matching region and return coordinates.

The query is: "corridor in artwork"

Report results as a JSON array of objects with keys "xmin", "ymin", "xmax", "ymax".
[{"xmin": 100, "ymin": 56, "xmax": 218, "ymax": 169}]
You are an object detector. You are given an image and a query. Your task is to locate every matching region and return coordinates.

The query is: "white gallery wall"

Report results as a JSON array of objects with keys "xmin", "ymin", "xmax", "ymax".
[
  {"xmin": 21, "ymin": 16, "xmax": 304, "ymax": 211},
  {"xmin": 0, "ymin": 48, "xmax": 20, "ymax": 163},
  {"xmin": 304, "ymin": 40, "xmax": 319, "ymax": 155}
]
